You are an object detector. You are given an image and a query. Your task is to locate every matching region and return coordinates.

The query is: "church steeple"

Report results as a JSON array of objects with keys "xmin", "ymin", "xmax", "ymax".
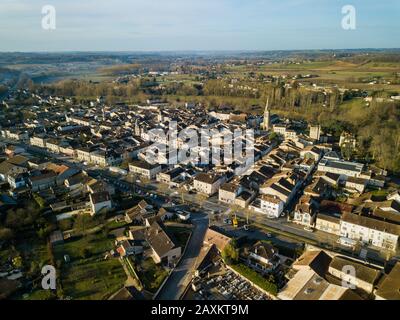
[{"xmin": 263, "ymin": 97, "xmax": 271, "ymax": 131}]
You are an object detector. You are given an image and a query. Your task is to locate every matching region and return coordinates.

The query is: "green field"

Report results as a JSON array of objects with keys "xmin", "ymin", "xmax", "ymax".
[
  {"xmin": 53, "ymin": 232, "xmax": 126, "ymax": 300},
  {"xmin": 134, "ymin": 257, "xmax": 168, "ymax": 294},
  {"xmin": 226, "ymin": 60, "xmax": 400, "ymax": 90}
]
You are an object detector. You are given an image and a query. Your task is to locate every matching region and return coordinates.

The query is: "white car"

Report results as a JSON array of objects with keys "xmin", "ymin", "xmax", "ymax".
[{"xmin": 304, "ymin": 226, "xmax": 314, "ymax": 232}]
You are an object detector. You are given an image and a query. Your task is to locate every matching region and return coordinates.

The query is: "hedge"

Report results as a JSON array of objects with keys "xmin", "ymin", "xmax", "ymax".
[{"xmin": 230, "ymin": 263, "xmax": 278, "ymax": 296}]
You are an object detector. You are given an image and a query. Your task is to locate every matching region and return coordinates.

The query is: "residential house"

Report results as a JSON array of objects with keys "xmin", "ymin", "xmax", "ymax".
[
  {"xmin": 46, "ymin": 163, "xmax": 79, "ymax": 186},
  {"xmin": 344, "ymin": 177, "xmax": 367, "ymax": 194},
  {"xmin": 86, "ymin": 179, "xmax": 115, "ymax": 195},
  {"xmin": 89, "ymin": 191, "xmax": 112, "ymax": 215},
  {"xmin": 7, "ymin": 173, "xmax": 27, "ymax": 190},
  {"xmin": 156, "ymin": 167, "xmax": 185, "ymax": 185},
  {"xmin": 76, "ymin": 147, "xmax": 92, "ymax": 163},
  {"xmin": 4, "ymin": 145, "xmax": 25, "ymax": 157},
  {"xmin": 292, "ymin": 249, "xmax": 332, "ymax": 277},
  {"xmin": 260, "ymin": 172, "xmax": 302, "ymax": 205},
  {"xmin": 129, "ymin": 160, "xmax": 162, "ymax": 180},
  {"xmin": 319, "ymin": 172, "xmax": 341, "ymax": 187},
  {"xmin": 30, "ymin": 135, "xmax": 47, "ymax": 148},
  {"xmin": 110, "ymin": 227, "xmax": 129, "ymax": 242},
  {"xmin": 0, "ymin": 159, "xmax": 28, "ymax": 181},
  {"xmin": 315, "ymin": 200, "xmax": 352, "ymax": 236},
  {"xmin": 340, "ymin": 212, "xmax": 400, "ymax": 251},
  {"xmin": 124, "ymin": 200, "xmax": 154, "ymax": 224},
  {"xmin": 157, "ymin": 207, "xmax": 175, "ymax": 221},
  {"xmin": 65, "ymin": 172, "xmax": 89, "ymax": 190},
  {"xmin": 235, "ymin": 190, "xmax": 256, "ymax": 208},
  {"xmin": 29, "ymin": 171, "xmax": 57, "ymax": 191},
  {"xmin": 244, "ymin": 241, "xmax": 280, "ymax": 274},
  {"xmin": 116, "ymin": 240, "xmax": 144, "ymax": 257},
  {"xmin": 145, "ymin": 221, "xmax": 181, "ymax": 266},
  {"xmin": 292, "ymin": 195, "xmax": 317, "ymax": 227},
  {"xmin": 90, "ymin": 150, "xmax": 121, "ymax": 167},
  {"xmin": 304, "ymin": 177, "xmax": 331, "ymax": 199},
  {"xmin": 27, "ymin": 158, "xmax": 50, "ymax": 170},
  {"xmin": 46, "ymin": 138, "xmax": 61, "ymax": 154},
  {"xmin": 193, "ymin": 173, "xmax": 225, "ymax": 196},
  {"xmin": 250, "ymin": 194, "xmax": 284, "ymax": 218},
  {"xmin": 219, "ymin": 182, "xmax": 242, "ymax": 204}
]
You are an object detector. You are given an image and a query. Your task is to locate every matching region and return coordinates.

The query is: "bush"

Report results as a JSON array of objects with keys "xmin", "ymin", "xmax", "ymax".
[{"xmin": 221, "ymin": 239, "xmax": 239, "ymax": 264}]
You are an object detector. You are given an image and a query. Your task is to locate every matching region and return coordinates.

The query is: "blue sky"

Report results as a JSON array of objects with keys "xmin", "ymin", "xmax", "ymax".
[{"xmin": 0, "ymin": 0, "xmax": 399, "ymax": 51}]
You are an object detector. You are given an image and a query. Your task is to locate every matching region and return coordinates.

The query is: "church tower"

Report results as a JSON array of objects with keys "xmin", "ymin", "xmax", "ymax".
[{"xmin": 263, "ymin": 98, "xmax": 271, "ymax": 131}]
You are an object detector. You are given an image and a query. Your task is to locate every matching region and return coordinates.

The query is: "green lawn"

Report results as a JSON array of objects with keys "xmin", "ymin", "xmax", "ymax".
[
  {"xmin": 22, "ymin": 289, "xmax": 55, "ymax": 300},
  {"xmin": 53, "ymin": 232, "xmax": 126, "ymax": 300},
  {"xmin": 230, "ymin": 263, "xmax": 278, "ymax": 296},
  {"xmin": 370, "ymin": 189, "xmax": 390, "ymax": 197},
  {"xmin": 135, "ymin": 258, "xmax": 168, "ymax": 294},
  {"xmin": 254, "ymin": 223, "xmax": 318, "ymax": 246},
  {"xmin": 107, "ymin": 220, "xmax": 129, "ymax": 230},
  {"xmin": 18, "ymin": 238, "xmax": 51, "ymax": 268},
  {"xmin": 165, "ymin": 226, "xmax": 191, "ymax": 248}
]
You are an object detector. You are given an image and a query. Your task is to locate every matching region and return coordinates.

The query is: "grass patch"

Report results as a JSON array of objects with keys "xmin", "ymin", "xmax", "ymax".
[
  {"xmin": 60, "ymin": 258, "xmax": 125, "ymax": 300},
  {"xmin": 107, "ymin": 220, "xmax": 129, "ymax": 230},
  {"xmin": 21, "ymin": 289, "xmax": 55, "ymax": 300},
  {"xmin": 164, "ymin": 226, "xmax": 191, "ymax": 248},
  {"xmin": 253, "ymin": 223, "xmax": 318, "ymax": 246},
  {"xmin": 230, "ymin": 263, "xmax": 278, "ymax": 296},
  {"xmin": 53, "ymin": 232, "xmax": 126, "ymax": 300},
  {"xmin": 370, "ymin": 189, "xmax": 389, "ymax": 197},
  {"xmin": 135, "ymin": 258, "xmax": 168, "ymax": 294},
  {"xmin": 261, "ymin": 240, "xmax": 303, "ymax": 259},
  {"xmin": 19, "ymin": 238, "xmax": 51, "ymax": 267}
]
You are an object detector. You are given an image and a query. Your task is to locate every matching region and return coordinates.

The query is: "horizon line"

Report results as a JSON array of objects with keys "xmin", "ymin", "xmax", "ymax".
[{"xmin": 1, "ymin": 47, "xmax": 400, "ymax": 55}]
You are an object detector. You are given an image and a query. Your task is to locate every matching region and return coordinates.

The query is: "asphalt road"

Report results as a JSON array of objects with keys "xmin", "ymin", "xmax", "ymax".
[{"xmin": 156, "ymin": 213, "xmax": 209, "ymax": 300}]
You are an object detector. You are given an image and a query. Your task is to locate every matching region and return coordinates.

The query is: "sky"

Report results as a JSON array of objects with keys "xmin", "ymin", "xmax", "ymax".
[{"xmin": 0, "ymin": 0, "xmax": 399, "ymax": 52}]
